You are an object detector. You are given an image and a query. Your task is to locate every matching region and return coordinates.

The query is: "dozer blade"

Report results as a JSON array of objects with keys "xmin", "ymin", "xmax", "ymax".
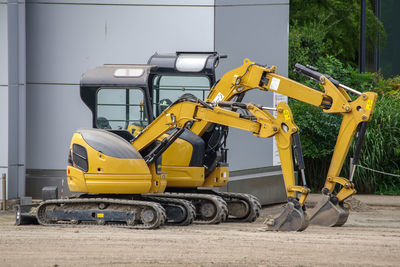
[
  {"xmin": 308, "ymin": 194, "xmax": 349, "ymax": 227},
  {"xmin": 264, "ymin": 201, "xmax": 309, "ymax": 231}
]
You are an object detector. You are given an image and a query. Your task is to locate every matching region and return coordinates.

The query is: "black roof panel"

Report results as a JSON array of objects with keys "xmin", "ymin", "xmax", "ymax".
[
  {"xmin": 80, "ymin": 64, "xmax": 157, "ymax": 88},
  {"xmin": 148, "ymin": 51, "xmax": 221, "ymax": 76}
]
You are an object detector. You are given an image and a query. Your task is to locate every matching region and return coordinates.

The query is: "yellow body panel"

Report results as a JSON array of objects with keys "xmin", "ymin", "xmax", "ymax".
[
  {"xmin": 84, "ymin": 173, "xmax": 152, "ymax": 194},
  {"xmin": 148, "ymin": 162, "xmax": 167, "ymax": 193},
  {"xmin": 67, "ymin": 166, "xmax": 88, "ymax": 192},
  {"xmin": 67, "ymin": 132, "xmax": 153, "ymax": 194},
  {"xmin": 202, "ymin": 166, "xmax": 229, "ymax": 187},
  {"xmin": 160, "ymin": 134, "xmax": 193, "ymax": 166},
  {"xmin": 161, "ymin": 166, "xmax": 204, "ymax": 187}
]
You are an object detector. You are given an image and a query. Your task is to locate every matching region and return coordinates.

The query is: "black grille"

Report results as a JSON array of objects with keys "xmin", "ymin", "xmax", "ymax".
[{"xmin": 72, "ymin": 144, "xmax": 88, "ymax": 172}]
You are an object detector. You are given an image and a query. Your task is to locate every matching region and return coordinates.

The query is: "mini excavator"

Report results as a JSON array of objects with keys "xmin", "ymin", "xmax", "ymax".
[
  {"xmin": 17, "ymin": 93, "xmax": 309, "ymax": 230},
  {"xmin": 16, "ymin": 52, "xmax": 377, "ymax": 230},
  {"xmin": 99, "ymin": 52, "xmax": 376, "ymax": 228},
  {"xmin": 200, "ymin": 57, "xmax": 377, "ymax": 226},
  {"xmin": 87, "ymin": 52, "xmax": 376, "ymax": 227}
]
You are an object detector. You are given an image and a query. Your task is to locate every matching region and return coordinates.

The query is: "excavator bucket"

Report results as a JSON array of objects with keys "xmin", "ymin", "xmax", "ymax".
[
  {"xmin": 308, "ymin": 194, "xmax": 349, "ymax": 227},
  {"xmin": 264, "ymin": 201, "xmax": 309, "ymax": 231}
]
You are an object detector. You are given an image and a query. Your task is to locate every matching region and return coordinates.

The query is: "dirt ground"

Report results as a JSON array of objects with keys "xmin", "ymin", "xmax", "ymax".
[{"xmin": 1, "ymin": 195, "xmax": 400, "ymax": 267}]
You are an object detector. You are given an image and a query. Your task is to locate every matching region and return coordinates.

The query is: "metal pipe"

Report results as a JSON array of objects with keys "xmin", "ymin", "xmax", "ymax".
[
  {"xmin": 2, "ymin": 173, "xmax": 6, "ymax": 211},
  {"xmin": 300, "ymin": 169, "xmax": 307, "ymax": 187},
  {"xmin": 261, "ymin": 107, "xmax": 277, "ymax": 111},
  {"xmin": 349, "ymin": 158, "xmax": 356, "ymax": 182},
  {"xmin": 339, "ymin": 83, "xmax": 362, "ymax": 96}
]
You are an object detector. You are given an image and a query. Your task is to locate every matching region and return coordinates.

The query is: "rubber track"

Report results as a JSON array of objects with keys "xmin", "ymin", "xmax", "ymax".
[
  {"xmin": 212, "ymin": 191, "xmax": 262, "ymax": 222},
  {"xmin": 140, "ymin": 196, "xmax": 195, "ymax": 226},
  {"xmin": 147, "ymin": 193, "xmax": 228, "ymax": 224},
  {"xmin": 36, "ymin": 198, "xmax": 166, "ymax": 229}
]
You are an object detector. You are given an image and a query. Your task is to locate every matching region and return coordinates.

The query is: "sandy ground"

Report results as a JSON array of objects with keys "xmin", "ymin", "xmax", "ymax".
[{"xmin": 1, "ymin": 195, "xmax": 400, "ymax": 267}]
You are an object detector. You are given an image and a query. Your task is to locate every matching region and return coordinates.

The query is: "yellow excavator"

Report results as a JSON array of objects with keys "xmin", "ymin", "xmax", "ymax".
[
  {"xmin": 199, "ymin": 57, "xmax": 377, "ymax": 226},
  {"xmin": 16, "ymin": 52, "xmax": 377, "ymax": 231},
  {"xmin": 70, "ymin": 58, "xmax": 311, "ymax": 231},
  {"xmin": 21, "ymin": 94, "xmax": 308, "ymax": 230},
  {"xmin": 104, "ymin": 52, "xmax": 376, "ymax": 228},
  {"xmin": 129, "ymin": 52, "xmax": 377, "ymax": 227}
]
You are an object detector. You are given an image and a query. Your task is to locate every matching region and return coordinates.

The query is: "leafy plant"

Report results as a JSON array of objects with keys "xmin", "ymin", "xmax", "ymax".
[
  {"xmin": 288, "ymin": 0, "xmax": 400, "ymax": 194},
  {"xmin": 290, "ymin": 0, "xmax": 386, "ymax": 67},
  {"xmin": 342, "ymin": 94, "xmax": 400, "ymax": 194}
]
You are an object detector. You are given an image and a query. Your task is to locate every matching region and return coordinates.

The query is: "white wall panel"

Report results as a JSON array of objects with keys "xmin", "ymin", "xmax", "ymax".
[
  {"xmin": 25, "ymin": 1, "xmax": 289, "ymax": 174},
  {"xmin": 0, "ymin": 4, "xmax": 8, "ymax": 85},
  {"xmin": 26, "ymin": 84, "xmax": 92, "ymax": 169},
  {"xmin": 215, "ymin": 3, "xmax": 289, "ymax": 170},
  {"xmin": 0, "ymin": 86, "xmax": 9, "ymax": 194},
  {"xmin": 26, "ymin": 4, "xmax": 214, "ymax": 84},
  {"xmin": 26, "ymin": 0, "xmax": 215, "ymax": 5},
  {"xmin": 0, "ymin": 4, "xmax": 9, "ymax": 199},
  {"xmin": 216, "ymin": 0, "xmax": 288, "ymax": 5},
  {"xmin": 26, "ymin": 3, "xmax": 215, "ymax": 169}
]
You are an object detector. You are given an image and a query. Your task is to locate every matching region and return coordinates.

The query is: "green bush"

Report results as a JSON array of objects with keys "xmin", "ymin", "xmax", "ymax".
[
  {"xmin": 288, "ymin": 0, "xmax": 399, "ymax": 194},
  {"xmin": 342, "ymin": 94, "xmax": 400, "ymax": 194},
  {"xmin": 289, "ymin": 58, "xmax": 400, "ymax": 194},
  {"xmin": 290, "ymin": 0, "xmax": 385, "ymax": 67}
]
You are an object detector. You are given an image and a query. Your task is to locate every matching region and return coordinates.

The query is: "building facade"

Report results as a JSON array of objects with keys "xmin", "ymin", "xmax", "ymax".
[{"xmin": 1, "ymin": 0, "xmax": 289, "ymax": 204}]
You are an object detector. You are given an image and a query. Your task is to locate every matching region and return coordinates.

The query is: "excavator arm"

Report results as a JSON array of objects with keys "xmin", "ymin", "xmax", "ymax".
[
  {"xmin": 191, "ymin": 59, "xmax": 378, "ymax": 226},
  {"xmin": 132, "ymin": 94, "xmax": 309, "ymax": 231}
]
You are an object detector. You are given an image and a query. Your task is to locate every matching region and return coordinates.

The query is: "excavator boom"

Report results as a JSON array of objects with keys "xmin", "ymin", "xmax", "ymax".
[
  {"xmin": 131, "ymin": 94, "xmax": 309, "ymax": 231},
  {"xmin": 193, "ymin": 59, "xmax": 377, "ymax": 226}
]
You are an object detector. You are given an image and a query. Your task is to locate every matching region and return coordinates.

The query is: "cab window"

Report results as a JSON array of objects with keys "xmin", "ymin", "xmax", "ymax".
[
  {"xmin": 96, "ymin": 88, "xmax": 148, "ymax": 131},
  {"xmin": 152, "ymin": 76, "xmax": 211, "ymax": 117}
]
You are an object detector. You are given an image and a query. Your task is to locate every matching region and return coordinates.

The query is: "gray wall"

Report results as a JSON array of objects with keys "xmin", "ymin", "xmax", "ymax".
[
  {"xmin": 1, "ymin": 0, "xmax": 26, "ymax": 199},
  {"xmin": 215, "ymin": 0, "xmax": 289, "ymax": 170},
  {"xmin": 0, "ymin": 2, "xmax": 9, "ymax": 198},
  {"xmin": 26, "ymin": 0, "xmax": 215, "ymax": 170},
  {"xmin": 0, "ymin": 0, "xmax": 289, "ymax": 198}
]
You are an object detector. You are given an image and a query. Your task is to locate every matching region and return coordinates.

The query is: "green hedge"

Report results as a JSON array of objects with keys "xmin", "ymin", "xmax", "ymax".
[
  {"xmin": 288, "ymin": 0, "xmax": 400, "ymax": 194},
  {"xmin": 289, "ymin": 57, "xmax": 400, "ymax": 194}
]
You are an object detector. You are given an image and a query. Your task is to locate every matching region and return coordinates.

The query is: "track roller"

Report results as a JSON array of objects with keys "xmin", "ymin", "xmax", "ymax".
[
  {"xmin": 147, "ymin": 193, "xmax": 228, "ymax": 224},
  {"xmin": 141, "ymin": 196, "xmax": 195, "ymax": 226},
  {"xmin": 205, "ymin": 191, "xmax": 261, "ymax": 222},
  {"xmin": 36, "ymin": 198, "xmax": 166, "ymax": 229}
]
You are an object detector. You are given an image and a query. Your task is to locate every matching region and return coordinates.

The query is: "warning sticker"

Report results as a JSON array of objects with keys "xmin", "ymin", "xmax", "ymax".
[
  {"xmin": 366, "ymin": 99, "xmax": 373, "ymax": 111},
  {"xmin": 269, "ymin": 77, "xmax": 280, "ymax": 91},
  {"xmin": 284, "ymin": 110, "xmax": 291, "ymax": 121},
  {"xmin": 97, "ymin": 213, "xmax": 104, "ymax": 218},
  {"xmin": 213, "ymin": 92, "xmax": 225, "ymax": 103}
]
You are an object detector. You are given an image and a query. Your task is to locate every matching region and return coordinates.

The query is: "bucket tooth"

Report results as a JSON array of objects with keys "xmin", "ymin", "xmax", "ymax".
[
  {"xmin": 308, "ymin": 194, "xmax": 349, "ymax": 227},
  {"xmin": 264, "ymin": 200, "xmax": 309, "ymax": 231}
]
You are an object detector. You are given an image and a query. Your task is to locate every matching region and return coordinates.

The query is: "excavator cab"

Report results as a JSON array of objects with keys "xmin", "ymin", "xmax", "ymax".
[
  {"xmin": 80, "ymin": 64, "xmax": 155, "ymax": 132},
  {"xmin": 80, "ymin": 53, "xmax": 231, "ymax": 188},
  {"xmin": 80, "ymin": 52, "xmax": 222, "ymax": 133},
  {"xmin": 147, "ymin": 52, "xmax": 228, "ymax": 177},
  {"xmin": 148, "ymin": 52, "xmax": 220, "ymax": 119}
]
